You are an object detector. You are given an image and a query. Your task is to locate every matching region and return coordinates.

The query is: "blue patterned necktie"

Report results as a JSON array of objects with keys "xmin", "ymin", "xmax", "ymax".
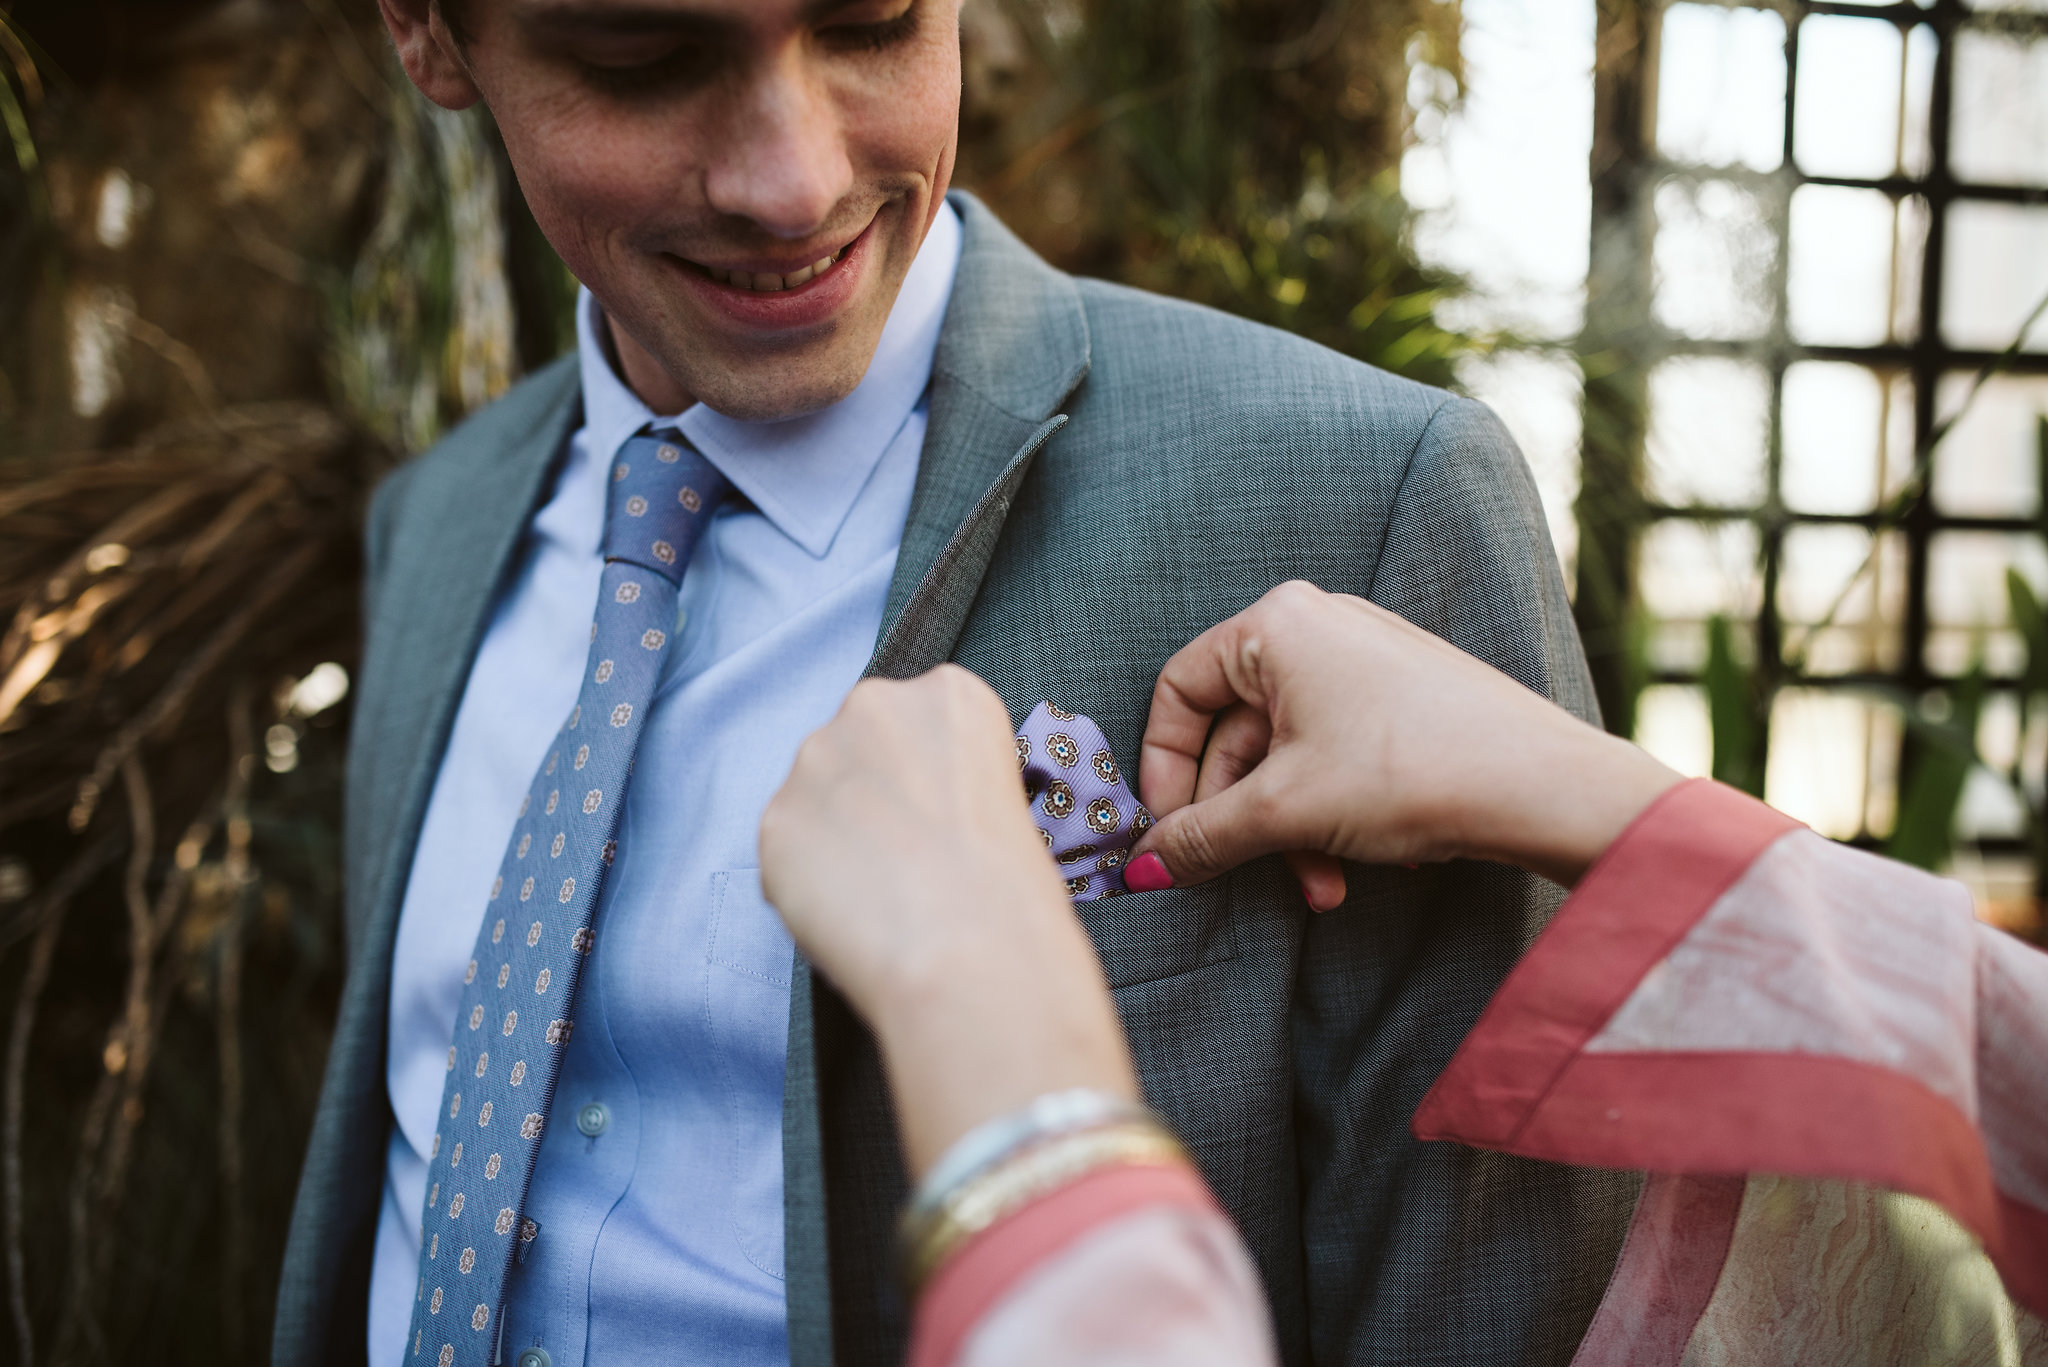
[{"xmin": 406, "ymin": 430, "xmax": 730, "ymax": 1367}]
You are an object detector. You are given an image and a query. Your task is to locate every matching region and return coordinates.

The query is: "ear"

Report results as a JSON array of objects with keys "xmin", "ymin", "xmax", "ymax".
[{"xmin": 376, "ymin": 0, "xmax": 483, "ymax": 111}]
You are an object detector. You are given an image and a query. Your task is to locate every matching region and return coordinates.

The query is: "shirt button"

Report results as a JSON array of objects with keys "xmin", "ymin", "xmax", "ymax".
[
  {"xmin": 575, "ymin": 1101, "xmax": 609, "ymax": 1137},
  {"xmin": 515, "ymin": 1350, "xmax": 552, "ymax": 1367}
]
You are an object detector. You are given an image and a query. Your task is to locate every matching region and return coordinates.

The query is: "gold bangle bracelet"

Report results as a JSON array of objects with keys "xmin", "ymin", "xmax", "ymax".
[{"xmin": 900, "ymin": 1120, "xmax": 1188, "ymax": 1292}]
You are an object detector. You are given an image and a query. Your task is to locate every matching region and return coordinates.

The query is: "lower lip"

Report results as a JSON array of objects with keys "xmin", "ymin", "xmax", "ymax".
[{"xmin": 665, "ymin": 220, "xmax": 874, "ymax": 334}]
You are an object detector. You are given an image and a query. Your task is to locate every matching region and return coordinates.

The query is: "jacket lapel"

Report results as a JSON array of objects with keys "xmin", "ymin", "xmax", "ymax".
[
  {"xmin": 350, "ymin": 360, "xmax": 582, "ymax": 955},
  {"xmin": 277, "ymin": 358, "xmax": 580, "ymax": 1367},
  {"xmin": 881, "ymin": 195, "xmax": 1092, "ymax": 630},
  {"xmin": 781, "ymin": 192, "xmax": 1091, "ymax": 1366}
]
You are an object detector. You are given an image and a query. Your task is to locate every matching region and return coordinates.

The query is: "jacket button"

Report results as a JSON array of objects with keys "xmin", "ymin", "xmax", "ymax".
[
  {"xmin": 515, "ymin": 1349, "xmax": 551, "ymax": 1367},
  {"xmin": 575, "ymin": 1102, "xmax": 609, "ymax": 1137}
]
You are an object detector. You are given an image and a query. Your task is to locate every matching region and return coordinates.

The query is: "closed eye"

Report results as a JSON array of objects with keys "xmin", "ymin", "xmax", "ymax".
[
  {"xmin": 817, "ymin": 3, "xmax": 920, "ymax": 54},
  {"xmin": 576, "ymin": 39, "xmax": 721, "ymax": 96}
]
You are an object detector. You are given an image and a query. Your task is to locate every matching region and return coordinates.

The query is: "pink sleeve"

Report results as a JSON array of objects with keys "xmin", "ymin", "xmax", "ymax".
[
  {"xmin": 908, "ymin": 1162, "xmax": 1275, "ymax": 1367},
  {"xmin": 1413, "ymin": 777, "xmax": 2048, "ymax": 1321}
]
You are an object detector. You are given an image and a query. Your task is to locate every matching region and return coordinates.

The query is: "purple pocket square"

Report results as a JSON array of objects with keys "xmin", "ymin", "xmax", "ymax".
[{"xmin": 1016, "ymin": 702, "xmax": 1154, "ymax": 902}]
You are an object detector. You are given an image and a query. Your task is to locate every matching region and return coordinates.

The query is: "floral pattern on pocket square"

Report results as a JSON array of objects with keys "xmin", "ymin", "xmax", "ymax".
[{"xmin": 1018, "ymin": 701, "xmax": 1152, "ymax": 902}]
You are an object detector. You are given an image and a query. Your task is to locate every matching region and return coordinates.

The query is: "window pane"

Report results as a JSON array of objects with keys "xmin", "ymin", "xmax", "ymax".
[
  {"xmin": 1640, "ymin": 518, "xmax": 1762, "ymax": 618},
  {"xmin": 1942, "ymin": 202, "xmax": 2048, "ymax": 352},
  {"xmin": 1951, "ymin": 31, "xmax": 2048, "ymax": 184},
  {"xmin": 1765, "ymin": 689, "xmax": 1900, "ymax": 840},
  {"xmin": 1793, "ymin": 15, "xmax": 1906, "ymax": 180},
  {"xmin": 1457, "ymin": 352, "xmax": 1585, "ymax": 584},
  {"xmin": 1778, "ymin": 525, "xmax": 1906, "ymax": 673},
  {"xmin": 1657, "ymin": 3, "xmax": 1787, "ymax": 172},
  {"xmin": 1655, "ymin": 178, "xmax": 1779, "ymax": 341},
  {"xmin": 1925, "ymin": 531, "xmax": 2048, "ymax": 674},
  {"xmin": 1788, "ymin": 186, "xmax": 1925, "ymax": 346},
  {"xmin": 1781, "ymin": 362, "xmax": 1915, "ymax": 514},
  {"xmin": 1634, "ymin": 684, "xmax": 1712, "ymax": 779},
  {"xmin": 1901, "ymin": 24, "xmax": 1937, "ymax": 179},
  {"xmin": 1959, "ymin": 692, "xmax": 2027, "ymax": 838},
  {"xmin": 1401, "ymin": 3, "xmax": 1596, "ymax": 343},
  {"xmin": 1645, "ymin": 356, "xmax": 1771, "ymax": 508},
  {"xmin": 1933, "ymin": 373, "xmax": 2048, "ymax": 518},
  {"xmin": 1640, "ymin": 517, "xmax": 1761, "ymax": 670}
]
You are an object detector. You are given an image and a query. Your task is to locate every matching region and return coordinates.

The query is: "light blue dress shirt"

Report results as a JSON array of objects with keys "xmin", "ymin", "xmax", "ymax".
[{"xmin": 368, "ymin": 204, "xmax": 963, "ymax": 1367}]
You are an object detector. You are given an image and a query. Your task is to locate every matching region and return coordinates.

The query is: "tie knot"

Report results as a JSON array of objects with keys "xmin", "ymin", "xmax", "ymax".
[{"xmin": 603, "ymin": 429, "xmax": 732, "ymax": 583}]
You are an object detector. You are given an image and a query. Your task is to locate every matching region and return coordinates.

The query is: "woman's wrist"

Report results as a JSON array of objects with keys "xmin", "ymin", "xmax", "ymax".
[
  {"xmin": 1458, "ymin": 724, "xmax": 1685, "ymax": 887},
  {"xmin": 869, "ymin": 937, "xmax": 1139, "ymax": 1181},
  {"xmin": 899, "ymin": 1104, "xmax": 1185, "ymax": 1290}
]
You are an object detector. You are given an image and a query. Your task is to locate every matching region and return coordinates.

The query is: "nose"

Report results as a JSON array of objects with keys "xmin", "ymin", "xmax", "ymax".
[{"xmin": 702, "ymin": 43, "xmax": 855, "ymax": 241}]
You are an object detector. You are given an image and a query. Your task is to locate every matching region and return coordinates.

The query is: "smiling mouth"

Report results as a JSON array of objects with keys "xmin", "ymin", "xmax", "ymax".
[{"xmin": 686, "ymin": 242, "xmax": 855, "ymax": 293}]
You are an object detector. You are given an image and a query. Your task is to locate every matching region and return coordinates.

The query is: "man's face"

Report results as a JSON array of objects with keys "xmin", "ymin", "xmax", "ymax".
[{"xmin": 408, "ymin": 0, "xmax": 961, "ymax": 421}]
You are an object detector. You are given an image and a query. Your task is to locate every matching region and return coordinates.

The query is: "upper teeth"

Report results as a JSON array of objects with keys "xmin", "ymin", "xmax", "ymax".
[{"xmin": 705, "ymin": 251, "xmax": 843, "ymax": 292}]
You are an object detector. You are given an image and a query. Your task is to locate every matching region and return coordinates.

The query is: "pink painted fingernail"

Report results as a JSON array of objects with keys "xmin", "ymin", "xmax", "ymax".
[{"xmin": 1125, "ymin": 851, "xmax": 1174, "ymax": 893}]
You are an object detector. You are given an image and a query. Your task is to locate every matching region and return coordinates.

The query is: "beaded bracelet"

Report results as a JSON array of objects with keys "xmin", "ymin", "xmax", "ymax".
[
  {"xmin": 907, "ymin": 1088, "xmax": 1152, "ymax": 1233},
  {"xmin": 899, "ymin": 1115, "xmax": 1188, "ymax": 1291}
]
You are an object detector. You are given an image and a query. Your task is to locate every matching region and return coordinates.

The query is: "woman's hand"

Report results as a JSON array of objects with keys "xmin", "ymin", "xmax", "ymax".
[
  {"xmin": 1130, "ymin": 582, "xmax": 1683, "ymax": 904},
  {"xmin": 759, "ymin": 665, "xmax": 1137, "ymax": 1178}
]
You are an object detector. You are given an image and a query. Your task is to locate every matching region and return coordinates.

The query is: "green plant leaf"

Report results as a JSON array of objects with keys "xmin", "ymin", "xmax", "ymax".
[
  {"xmin": 1886, "ymin": 666, "xmax": 1986, "ymax": 871},
  {"xmin": 1704, "ymin": 614, "xmax": 1763, "ymax": 796},
  {"xmin": 2008, "ymin": 568, "xmax": 2048, "ymax": 702},
  {"xmin": 2036, "ymin": 413, "xmax": 2048, "ymax": 539}
]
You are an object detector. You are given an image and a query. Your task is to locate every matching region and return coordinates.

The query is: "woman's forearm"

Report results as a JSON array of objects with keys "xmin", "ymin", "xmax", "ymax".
[{"xmin": 870, "ymin": 927, "xmax": 1139, "ymax": 1182}]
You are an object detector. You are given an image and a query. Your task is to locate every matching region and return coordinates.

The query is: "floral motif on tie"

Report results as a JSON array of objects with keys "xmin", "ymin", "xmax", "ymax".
[{"xmin": 406, "ymin": 429, "xmax": 730, "ymax": 1367}]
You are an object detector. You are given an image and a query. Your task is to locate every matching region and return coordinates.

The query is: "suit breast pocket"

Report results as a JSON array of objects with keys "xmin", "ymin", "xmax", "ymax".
[
  {"xmin": 705, "ymin": 869, "xmax": 793, "ymax": 1282},
  {"xmin": 1080, "ymin": 877, "xmax": 1239, "ymax": 989}
]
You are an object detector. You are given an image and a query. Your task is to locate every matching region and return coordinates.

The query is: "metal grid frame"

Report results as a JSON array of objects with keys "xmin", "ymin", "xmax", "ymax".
[{"xmin": 1578, "ymin": 0, "xmax": 2048, "ymax": 849}]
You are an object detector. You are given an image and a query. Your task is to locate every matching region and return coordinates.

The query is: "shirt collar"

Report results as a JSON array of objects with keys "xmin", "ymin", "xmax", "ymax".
[{"xmin": 575, "ymin": 202, "xmax": 963, "ymax": 559}]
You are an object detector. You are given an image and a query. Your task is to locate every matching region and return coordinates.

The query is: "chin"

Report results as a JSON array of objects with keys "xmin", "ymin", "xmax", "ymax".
[{"xmin": 684, "ymin": 354, "xmax": 872, "ymax": 423}]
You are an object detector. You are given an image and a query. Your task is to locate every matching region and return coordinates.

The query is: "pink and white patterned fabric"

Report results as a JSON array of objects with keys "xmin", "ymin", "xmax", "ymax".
[
  {"xmin": 913, "ymin": 776, "xmax": 2048, "ymax": 1367},
  {"xmin": 908, "ymin": 1163, "xmax": 1271, "ymax": 1367},
  {"xmin": 1416, "ymin": 777, "xmax": 2048, "ymax": 1361}
]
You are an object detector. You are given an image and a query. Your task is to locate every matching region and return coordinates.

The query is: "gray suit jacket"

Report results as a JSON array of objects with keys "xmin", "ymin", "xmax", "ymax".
[{"xmin": 274, "ymin": 192, "xmax": 1634, "ymax": 1367}]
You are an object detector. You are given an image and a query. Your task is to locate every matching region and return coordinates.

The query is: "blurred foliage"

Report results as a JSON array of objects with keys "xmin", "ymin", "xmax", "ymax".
[
  {"xmin": 1893, "ymin": 416, "xmax": 2048, "ymax": 884},
  {"xmin": 1886, "ymin": 665, "xmax": 1986, "ymax": 873},
  {"xmin": 955, "ymin": 0, "xmax": 1480, "ymax": 387},
  {"xmin": 0, "ymin": 3, "xmax": 572, "ymax": 1362},
  {"xmin": 1702, "ymin": 615, "xmax": 1761, "ymax": 798},
  {"xmin": 0, "ymin": 1, "xmax": 1480, "ymax": 1362},
  {"xmin": 1571, "ymin": 0, "xmax": 1653, "ymax": 741},
  {"xmin": 334, "ymin": 83, "xmax": 520, "ymax": 454},
  {"xmin": 2005, "ymin": 558, "xmax": 2048, "ymax": 889},
  {"xmin": 0, "ymin": 407, "xmax": 361, "ymax": 1365}
]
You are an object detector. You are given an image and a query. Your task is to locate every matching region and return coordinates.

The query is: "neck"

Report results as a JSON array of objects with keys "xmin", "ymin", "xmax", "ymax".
[{"xmin": 604, "ymin": 311, "xmax": 696, "ymax": 416}]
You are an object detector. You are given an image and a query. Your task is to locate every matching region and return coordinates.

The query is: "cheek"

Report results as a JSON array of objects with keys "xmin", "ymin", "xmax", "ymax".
[
  {"xmin": 494, "ymin": 90, "xmax": 697, "ymax": 277},
  {"xmin": 842, "ymin": 34, "xmax": 962, "ymax": 177}
]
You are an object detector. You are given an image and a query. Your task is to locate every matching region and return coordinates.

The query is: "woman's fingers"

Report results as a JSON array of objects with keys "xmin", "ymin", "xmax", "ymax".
[
  {"xmin": 1284, "ymin": 851, "xmax": 1349, "ymax": 910},
  {"xmin": 1185, "ymin": 705, "xmax": 1343, "ymax": 907},
  {"xmin": 1133, "ymin": 585, "xmax": 1347, "ymax": 893},
  {"xmin": 1192, "ymin": 702, "xmax": 1273, "ymax": 804},
  {"xmin": 1129, "ymin": 760, "xmax": 1297, "ymax": 890},
  {"xmin": 1137, "ymin": 612, "xmax": 1275, "ymax": 817}
]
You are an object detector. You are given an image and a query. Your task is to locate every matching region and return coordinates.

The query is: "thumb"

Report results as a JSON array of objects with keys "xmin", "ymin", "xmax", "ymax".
[{"xmin": 1128, "ymin": 771, "xmax": 1289, "ymax": 890}]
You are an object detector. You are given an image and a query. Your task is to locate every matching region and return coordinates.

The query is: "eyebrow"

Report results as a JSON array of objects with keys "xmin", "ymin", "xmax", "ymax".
[
  {"xmin": 513, "ymin": 2, "xmax": 732, "ymax": 38},
  {"xmin": 512, "ymin": 0, "xmax": 880, "ymax": 37}
]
